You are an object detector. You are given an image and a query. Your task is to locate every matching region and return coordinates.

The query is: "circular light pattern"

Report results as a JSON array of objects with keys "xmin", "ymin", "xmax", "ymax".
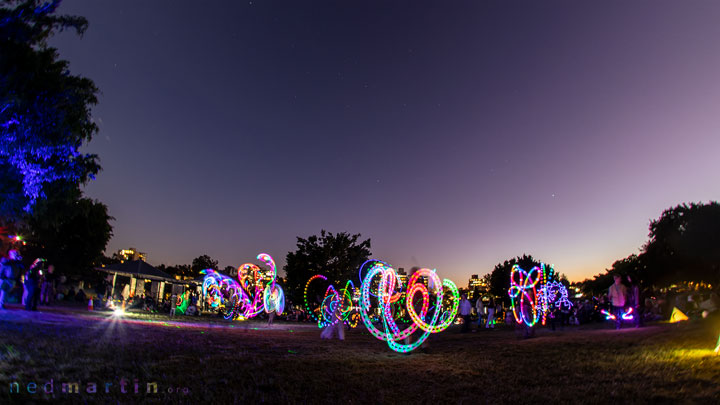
[
  {"xmin": 359, "ymin": 261, "xmax": 459, "ymax": 353},
  {"xmin": 304, "ymin": 275, "xmax": 357, "ymax": 328},
  {"xmin": 257, "ymin": 253, "xmax": 285, "ymax": 315},
  {"xmin": 263, "ymin": 284, "xmax": 285, "ymax": 315},
  {"xmin": 544, "ymin": 281, "xmax": 573, "ymax": 310},
  {"xmin": 508, "ymin": 264, "xmax": 541, "ymax": 327},
  {"xmin": 509, "ymin": 264, "xmax": 574, "ymax": 327},
  {"xmin": 202, "ymin": 253, "xmax": 284, "ymax": 321}
]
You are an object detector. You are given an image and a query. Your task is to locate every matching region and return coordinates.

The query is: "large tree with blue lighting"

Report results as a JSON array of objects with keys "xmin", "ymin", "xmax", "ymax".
[
  {"xmin": 1, "ymin": 0, "xmax": 100, "ymax": 219},
  {"xmin": 1, "ymin": 1, "xmax": 112, "ymax": 277}
]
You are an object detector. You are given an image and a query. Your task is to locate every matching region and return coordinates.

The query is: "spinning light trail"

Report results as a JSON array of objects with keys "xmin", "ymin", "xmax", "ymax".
[
  {"xmin": 508, "ymin": 265, "xmax": 541, "ymax": 327},
  {"xmin": 304, "ymin": 275, "xmax": 358, "ymax": 328},
  {"xmin": 202, "ymin": 253, "xmax": 284, "ymax": 321},
  {"xmin": 599, "ymin": 307, "xmax": 634, "ymax": 321},
  {"xmin": 358, "ymin": 261, "xmax": 459, "ymax": 353},
  {"xmin": 509, "ymin": 264, "xmax": 573, "ymax": 327}
]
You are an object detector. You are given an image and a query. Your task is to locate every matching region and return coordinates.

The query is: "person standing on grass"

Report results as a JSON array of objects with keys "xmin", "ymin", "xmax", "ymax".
[
  {"xmin": 0, "ymin": 251, "xmax": 24, "ymax": 309},
  {"xmin": 608, "ymin": 274, "xmax": 627, "ymax": 330},
  {"xmin": 170, "ymin": 292, "xmax": 177, "ymax": 316},
  {"xmin": 475, "ymin": 296, "xmax": 485, "ymax": 331},
  {"xmin": 24, "ymin": 258, "xmax": 43, "ymax": 311},
  {"xmin": 121, "ymin": 283, "xmax": 130, "ymax": 303},
  {"xmin": 486, "ymin": 296, "xmax": 496, "ymax": 329},
  {"xmin": 320, "ymin": 300, "xmax": 345, "ymax": 340},
  {"xmin": 459, "ymin": 293, "xmax": 472, "ymax": 333},
  {"xmin": 627, "ymin": 275, "xmax": 642, "ymax": 328}
]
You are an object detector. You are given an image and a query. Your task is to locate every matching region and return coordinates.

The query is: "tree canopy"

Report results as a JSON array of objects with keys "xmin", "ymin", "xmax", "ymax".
[
  {"xmin": 284, "ymin": 230, "xmax": 371, "ymax": 302},
  {"xmin": 579, "ymin": 201, "xmax": 720, "ymax": 293},
  {"xmin": 1, "ymin": 0, "xmax": 99, "ymax": 216},
  {"xmin": 158, "ymin": 255, "xmax": 219, "ymax": 280},
  {"xmin": 22, "ymin": 183, "xmax": 112, "ymax": 278},
  {"xmin": 191, "ymin": 254, "xmax": 219, "ymax": 278},
  {"xmin": 487, "ymin": 254, "xmax": 545, "ymax": 302},
  {"xmin": 579, "ymin": 254, "xmax": 642, "ymax": 297},
  {"xmin": 643, "ymin": 202, "xmax": 720, "ymax": 286}
]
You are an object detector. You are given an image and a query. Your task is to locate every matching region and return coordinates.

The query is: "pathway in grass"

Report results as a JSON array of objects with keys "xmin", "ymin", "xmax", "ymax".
[{"xmin": 1, "ymin": 306, "xmax": 718, "ymax": 403}]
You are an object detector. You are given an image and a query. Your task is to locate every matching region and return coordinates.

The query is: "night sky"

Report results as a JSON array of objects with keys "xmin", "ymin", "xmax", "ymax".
[{"xmin": 51, "ymin": 1, "xmax": 720, "ymax": 284}]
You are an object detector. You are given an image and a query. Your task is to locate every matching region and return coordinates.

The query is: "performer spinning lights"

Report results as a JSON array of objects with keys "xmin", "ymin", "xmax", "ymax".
[
  {"xmin": 202, "ymin": 253, "xmax": 284, "ymax": 320},
  {"xmin": 358, "ymin": 261, "xmax": 459, "ymax": 353},
  {"xmin": 600, "ymin": 307, "xmax": 634, "ymax": 321},
  {"xmin": 304, "ymin": 275, "xmax": 357, "ymax": 328},
  {"xmin": 509, "ymin": 263, "xmax": 574, "ymax": 327},
  {"xmin": 508, "ymin": 264, "xmax": 541, "ymax": 327}
]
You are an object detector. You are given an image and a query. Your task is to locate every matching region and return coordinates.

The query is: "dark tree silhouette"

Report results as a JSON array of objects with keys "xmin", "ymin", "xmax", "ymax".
[
  {"xmin": 579, "ymin": 201, "xmax": 720, "ymax": 294},
  {"xmin": 579, "ymin": 254, "xmax": 642, "ymax": 296},
  {"xmin": 191, "ymin": 255, "xmax": 219, "ymax": 278},
  {"xmin": 487, "ymin": 254, "xmax": 545, "ymax": 303},
  {"xmin": 643, "ymin": 201, "xmax": 720, "ymax": 286},
  {"xmin": 284, "ymin": 230, "xmax": 371, "ymax": 302},
  {"xmin": 23, "ymin": 183, "xmax": 112, "ymax": 278}
]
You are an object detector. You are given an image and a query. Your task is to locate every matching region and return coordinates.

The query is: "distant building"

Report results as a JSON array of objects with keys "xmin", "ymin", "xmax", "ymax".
[
  {"xmin": 397, "ymin": 267, "xmax": 408, "ymax": 286},
  {"xmin": 468, "ymin": 274, "xmax": 488, "ymax": 299},
  {"xmin": 116, "ymin": 248, "xmax": 147, "ymax": 262}
]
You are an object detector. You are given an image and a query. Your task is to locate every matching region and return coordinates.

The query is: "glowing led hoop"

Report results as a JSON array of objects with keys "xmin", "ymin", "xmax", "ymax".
[
  {"xmin": 509, "ymin": 263, "xmax": 573, "ymax": 327},
  {"xmin": 359, "ymin": 261, "xmax": 459, "ymax": 353},
  {"xmin": 256, "ymin": 253, "xmax": 284, "ymax": 314},
  {"xmin": 508, "ymin": 265, "xmax": 541, "ymax": 327},
  {"xmin": 304, "ymin": 275, "xmax": 357, "ymax": 328},
  {"xmin": 201, "ymin": 253, "xmax": 284, "ymax": 320}
]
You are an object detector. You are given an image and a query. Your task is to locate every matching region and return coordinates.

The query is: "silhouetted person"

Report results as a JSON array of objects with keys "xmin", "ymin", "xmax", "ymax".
[
  {"xmin": 0, "ymin": 250, "xmax": 24, "ymax": 309},
  {"xmin": 608, "ymin": 274, "xmax": 627, "ymax": 330},
  {"xmin": 475, "ymin": 296, "xmax": 485, "ymax": 330},
  {"xmin": 627, "ymin": 275, "xmax": 642, "ymax": 328},
  {"xmin": 24, "ymin": 258, "xmax": 43, "ymax": 311},
  {"xmin": 75, "ymin": 288, "xmax": 86, "ymax": 303},
  {"xmin": 66, "ymin": 286, "xmax": 76, "ymax": 301},
  {"xmin": 459, "ymin": 293, "xmax": 472, "ymax": 333},
  {"xmin": 486, "ymin": 297, "xmax": 496, "ymax": 329},
  {"xmin": 41, "ymin": 264, "xmax": 57, "ymax": 305}
]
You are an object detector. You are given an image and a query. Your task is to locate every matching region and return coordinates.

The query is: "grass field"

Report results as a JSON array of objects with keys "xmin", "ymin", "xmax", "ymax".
[{"xmin": 0, "ymin": 306, "xmax": 718, "ymax": 404}]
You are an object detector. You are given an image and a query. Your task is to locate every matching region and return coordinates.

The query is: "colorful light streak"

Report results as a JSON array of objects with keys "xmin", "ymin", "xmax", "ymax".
[
  {"xmin": 600, "ymin": 307, "xmax": 634, "ymax": 321},
  {"xmin": 508, "ymin": 265, "xmax": 540, "ymax": 327},
  {"xmin": 304, "ymin": 275, "xmax": 357, "ymax": 328},
  {"xmin": 509, "ymin": 264, "xmax": 574, "ymax": 327},
  {"xmin": 201, "ymin": 253, "xmax": 284, "ymax": 321},
  {"xmin": 358, "ymin": 261, "xmax": 459, "ymax": 353}
]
